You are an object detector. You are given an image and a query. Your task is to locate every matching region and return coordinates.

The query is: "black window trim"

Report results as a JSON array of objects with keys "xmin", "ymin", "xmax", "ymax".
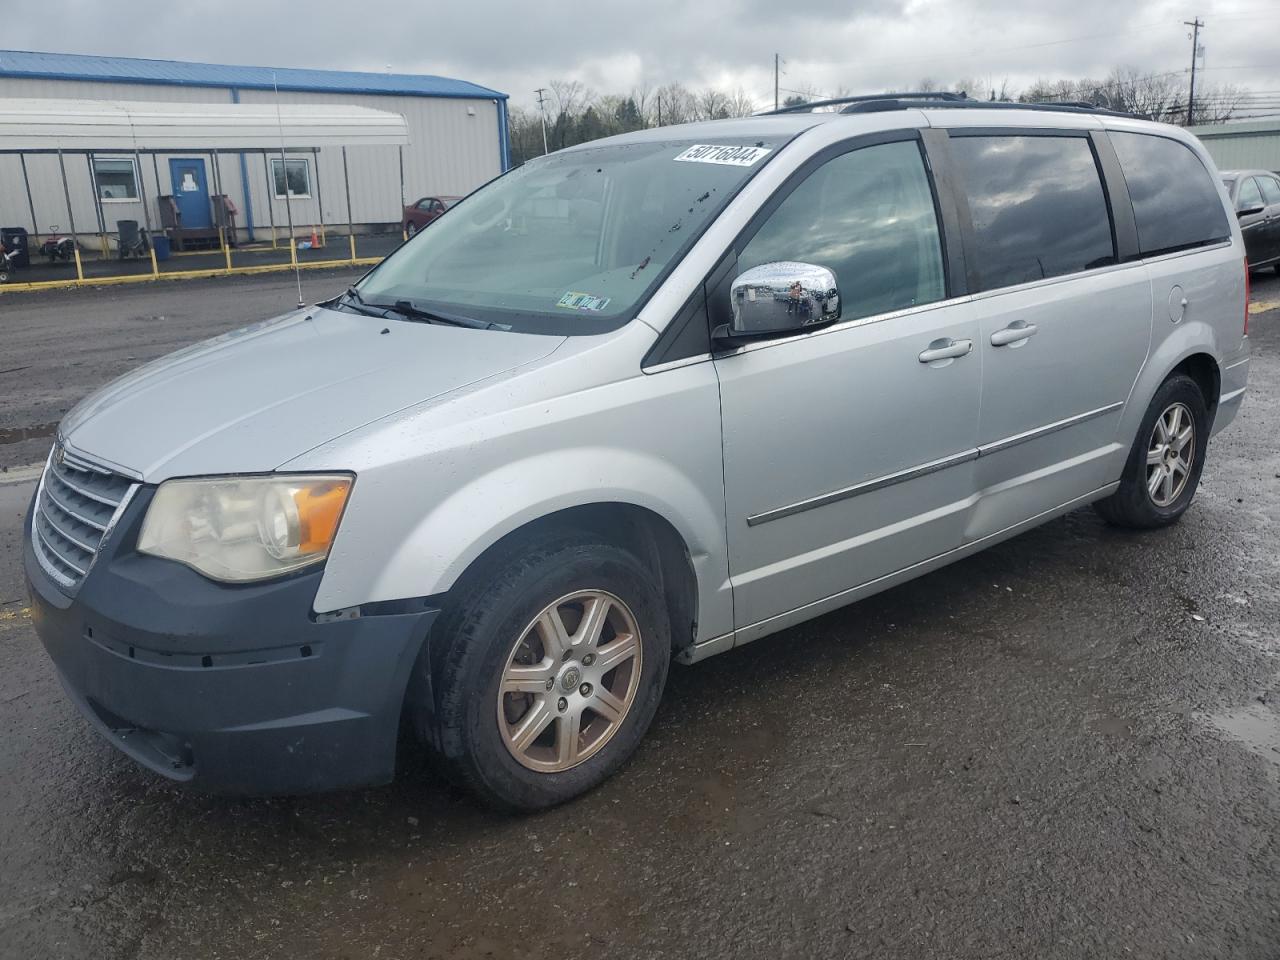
[
  {"xmin": 939, "ymin": 126, "xmax": 1125, "ymax": 295},
  {"xmin": 1101, "ymin": 128, "xmax": 1233, "ymax": 260}
]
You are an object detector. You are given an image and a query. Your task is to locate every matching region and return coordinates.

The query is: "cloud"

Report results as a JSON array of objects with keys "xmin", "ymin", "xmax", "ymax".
[{"xmin": 5, "ymin": 0, "xmax": 1276, "ymax": 113}]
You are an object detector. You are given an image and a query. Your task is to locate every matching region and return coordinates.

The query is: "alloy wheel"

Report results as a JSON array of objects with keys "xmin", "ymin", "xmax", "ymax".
[
  {"xmin": 1146, "ymin": 401, "xmax": 1195, "ymax": 507},
  {"xmin": 497, "ymin": 590, "xmax": 642, "ymax": 773}
]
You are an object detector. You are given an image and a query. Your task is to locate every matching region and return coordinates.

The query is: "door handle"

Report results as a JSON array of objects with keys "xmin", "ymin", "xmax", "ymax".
[
  {"xmin": 990, "ymin": 321, "xmax": 1038, "ymax": 346},
  {"xmin": 918, "ymin": 338, "xmax": 973, "ymax": 363}
]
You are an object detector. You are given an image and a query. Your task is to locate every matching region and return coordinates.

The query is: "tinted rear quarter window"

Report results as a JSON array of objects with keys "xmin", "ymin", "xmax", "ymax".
[
  {"xmin": 949, "ymin": 134, "xmax": 1115, "ymax": 292},
  {"xmin": 1237, "ymin": 176, "xmax": 1264, "ymax": 210},
  {"xmin": 1109, "ymin": 131, "xmax": 1230, "ymax": 256},
  {"xmin": 1258, "ymin": 175, "xmax": 1280, "ymax": 206}
]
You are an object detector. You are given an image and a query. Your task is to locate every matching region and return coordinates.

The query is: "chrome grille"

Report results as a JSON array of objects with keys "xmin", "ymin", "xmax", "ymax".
[{"xmin": 32, "ymin": 445, "xmax": 137, "ymax": 592}]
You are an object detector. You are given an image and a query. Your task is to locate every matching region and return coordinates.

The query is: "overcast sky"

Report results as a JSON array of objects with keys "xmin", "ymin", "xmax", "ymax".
[{"xmin": 6, "ymin": 0, "xmax": 1278, "ymax": 115}]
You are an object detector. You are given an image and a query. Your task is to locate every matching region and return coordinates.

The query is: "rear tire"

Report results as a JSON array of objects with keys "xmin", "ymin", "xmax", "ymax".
[
  {"xmin": 405, "ymin": 222, "xmax": 417, "ymax": 238},
  {"xmin": 414, "ymin": 530, "xmax": 670, "ymax": 812},
  {"xmin": 1093, "ymin": 373, "xmax": 1209, "ymax": 529}
]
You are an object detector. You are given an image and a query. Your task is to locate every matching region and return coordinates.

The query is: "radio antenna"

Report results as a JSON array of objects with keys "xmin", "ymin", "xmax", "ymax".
[{"xmin": 273, "ymin": 73, "xmax": 305, "ymax": 309}]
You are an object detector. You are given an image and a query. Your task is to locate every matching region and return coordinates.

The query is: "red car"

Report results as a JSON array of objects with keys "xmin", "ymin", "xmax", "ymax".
[{"xmin": 402, "ymin": 196, "xmax": 460, "ymax": 237}]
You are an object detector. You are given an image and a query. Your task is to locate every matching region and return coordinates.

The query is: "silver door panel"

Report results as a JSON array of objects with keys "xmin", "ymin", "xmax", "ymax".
[
  {"xmin": 683, "ymin": 480, "xmax": 1119, "ymax": 661},
  {"xmin": 716, "ymin": 301, "xmax": 981, "ymax": 628},
  {"xmin": 968, "ymin": 265, "xmax": 1152, "ymax": 540}
]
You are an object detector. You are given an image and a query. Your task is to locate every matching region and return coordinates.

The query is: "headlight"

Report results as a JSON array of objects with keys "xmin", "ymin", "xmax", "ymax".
[{"xmin": 138, "ymin": 475, "xmax": 352, "ymax": 583}]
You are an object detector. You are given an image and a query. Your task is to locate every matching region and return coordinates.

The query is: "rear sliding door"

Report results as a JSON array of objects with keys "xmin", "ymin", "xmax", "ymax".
[{"xmin": 940, "ymin": 128, "xmax": 1153, "ymax": 540}]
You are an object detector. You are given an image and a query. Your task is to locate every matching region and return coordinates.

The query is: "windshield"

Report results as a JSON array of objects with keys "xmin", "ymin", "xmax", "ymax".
[{"xmin": 356, "ymin": 137, "xmax": 786, "ymax": 334}]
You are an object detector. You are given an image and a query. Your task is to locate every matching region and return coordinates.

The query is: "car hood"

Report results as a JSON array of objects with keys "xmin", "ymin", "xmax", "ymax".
[{"xmin": 60, "ymin": 306, "xmax": 565, "ymax": 481}]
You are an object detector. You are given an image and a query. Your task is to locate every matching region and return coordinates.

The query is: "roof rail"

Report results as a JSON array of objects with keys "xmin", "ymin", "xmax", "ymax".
[
  {"xmin": 762, "ymin": 94, "xmax": 1136, "ymax": 120},
  {"xmin": 760, "ymin": 91, "xmax": 969, "ymax": 115}
]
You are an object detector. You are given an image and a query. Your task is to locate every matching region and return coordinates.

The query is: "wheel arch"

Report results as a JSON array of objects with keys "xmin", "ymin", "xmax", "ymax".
[
  {"xmin": 1120, "ymin": 325, "xmax": 1224, "ymax": 447},
  {"xmin": 443, "ymin": 502, "xmax": 701, "ymax": 656},
  {"xmin": 1170, "ymin": 351, "xmax": 1221, "ymax": 421}
]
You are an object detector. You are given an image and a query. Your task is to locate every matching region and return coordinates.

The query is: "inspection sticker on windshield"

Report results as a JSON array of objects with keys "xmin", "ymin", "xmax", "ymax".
[
  {"xmin": 557, "ymin": 291, "xmax": 612, "ymax": 312},
  {"xmin": 674, "ymin": 144, "xmax": 772, "ymax": 167}
]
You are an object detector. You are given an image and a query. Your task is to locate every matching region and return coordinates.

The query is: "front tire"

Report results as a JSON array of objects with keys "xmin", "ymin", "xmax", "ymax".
[
  {"xmin": 405, "ymin": 222, "xmax": 417, "ymax": 238},
  {"xmin": 415, "ymin": 531, "xmax": 670, "ymax": 811},
  {"xmin": 1094, "ymin": 373, "xmax": 1209, "ymax": 528}
]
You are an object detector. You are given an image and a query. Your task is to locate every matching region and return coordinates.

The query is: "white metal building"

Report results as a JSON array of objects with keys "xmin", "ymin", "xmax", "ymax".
[
  {"xmin": 1188, "ymin": 119, "xmax": 1280, "ymax": 174},
  {"xmin": 0, "ymin": 50, "xmax": 509, "ymax": 244}
]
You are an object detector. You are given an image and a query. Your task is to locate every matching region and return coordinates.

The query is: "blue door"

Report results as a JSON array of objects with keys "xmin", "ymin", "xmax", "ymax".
[{"xmin": 169, "ymin": 158, "xmax": 211, "ymax": 229}]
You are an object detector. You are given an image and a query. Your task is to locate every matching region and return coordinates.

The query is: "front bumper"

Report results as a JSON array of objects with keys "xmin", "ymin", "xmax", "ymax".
[{"xmin": 24, "ymin": 487, "xmax": 438, "ymax": 795}]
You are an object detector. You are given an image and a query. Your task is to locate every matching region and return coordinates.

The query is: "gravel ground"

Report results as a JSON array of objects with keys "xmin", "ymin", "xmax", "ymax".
[{"xmin": 0, "ymin": 271, "xmax": 1277, "ymax": 960}]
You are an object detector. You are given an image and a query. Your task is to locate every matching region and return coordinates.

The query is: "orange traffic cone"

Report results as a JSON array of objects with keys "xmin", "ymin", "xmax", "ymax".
[{"xmin": 309, "ymin": 226, "xmax": 321, "ymax": 248}]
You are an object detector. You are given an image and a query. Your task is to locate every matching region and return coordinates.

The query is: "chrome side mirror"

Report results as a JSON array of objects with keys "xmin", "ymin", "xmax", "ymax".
[{"xmin": 722, "ymin": 261, "xmax": 841, "ymax": 339}]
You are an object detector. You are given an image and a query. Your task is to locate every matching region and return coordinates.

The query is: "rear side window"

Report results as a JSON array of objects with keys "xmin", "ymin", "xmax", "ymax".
[
  {"xmin": 949, "ymin": 135, "xmax": 1115, "ymax": 292},
  {"xmin": 1109, "ymin": 132, "xmax": 1230, "ymax": 256},
  {"xmin": 1237, "ymin": 176, "xmax": 1264, "ymax": 211},
  {"xmin": 1259, "ymin": 176, "xmax": 1280, "ymax": 206}
]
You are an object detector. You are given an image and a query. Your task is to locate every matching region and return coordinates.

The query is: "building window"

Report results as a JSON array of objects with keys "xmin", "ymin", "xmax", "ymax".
[
  {"xmin": 93, "ymin": 157, "xmax": 139, "ymax": 201},
  {"xmin": 271, "ymin": 158, "xmax": 312, "ymax": 199}
]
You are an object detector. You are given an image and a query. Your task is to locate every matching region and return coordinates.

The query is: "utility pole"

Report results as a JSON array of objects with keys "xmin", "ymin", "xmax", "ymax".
[
  {"xmin": 774, "ymin": 53, "xmax": 781, "ymax": 110},
  {"xmin": 534, "ymin": 87, "xmax": 550, "ymax": 154},
  {"xmin": 1184, "ymin": 17, "xmax": 1204, "ymax": 126}
]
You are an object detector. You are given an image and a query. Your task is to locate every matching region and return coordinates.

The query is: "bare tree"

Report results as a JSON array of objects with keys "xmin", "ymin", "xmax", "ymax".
[
  {"xmin": 630, "ymin": 81, "xmax": 653, "ymax": 128},
  {"xmin": 988, "ymin": 77, "xmax": 1013, "ymax": 101},
  {"xmin": 548, "ymin": 80, "xmax": 595, "ymax": 149},
  {"xmin": 1191, "ymin": 82, "xmax": 1246, "ymax": 124},
  {"xmin": 507, "ymin": 105, "xmax": 546, "ymax": 165},
  {"xmin": 549, "ymin": 80, "xmax": 592, "ymax": 118},
  {"xmin": 507, "ymin": 67, "xmax": 1257, "ymax": 161},
  {"xmin": 1019, "ymin": 77, "xmax": 1085, "ymax": 105},
  {"xmin": 650, "ymin": 82, "xmax": 697, "ymax": 126},
  {"xmin": 696, "ymin": 88, "xmax": 732, "ymax": 121},
  {"xmin": 727, "ymin": 86, "xmax": 758, "ymax": 117}
]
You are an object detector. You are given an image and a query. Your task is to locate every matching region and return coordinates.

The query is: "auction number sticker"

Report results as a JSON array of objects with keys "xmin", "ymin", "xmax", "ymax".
[
  {"xmin": 674, "ymin": 144, "xmax": 772, "ymax": 167},
  {"xmin": 557, "ymin": 291, "xmax": 612, "ymax": 312}
]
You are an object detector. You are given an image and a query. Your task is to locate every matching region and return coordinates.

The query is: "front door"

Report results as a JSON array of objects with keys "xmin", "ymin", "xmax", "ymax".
[
  {"xmin": 169, "ymin": 158, "xmax": 211, "ymax": 229},
  {"xmin": 715, "ymin": 136, "xmax": 982, "ymax": 631},
  {"xmin": 943, "ymin": 131, "xmax": 1153, "ymax": 540}
]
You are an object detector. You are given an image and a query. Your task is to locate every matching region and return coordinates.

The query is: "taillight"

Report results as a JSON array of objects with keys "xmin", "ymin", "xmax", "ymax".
[{"xmin": 1244, "ymin": 256, "xmax": 1250, "ymax": 337}]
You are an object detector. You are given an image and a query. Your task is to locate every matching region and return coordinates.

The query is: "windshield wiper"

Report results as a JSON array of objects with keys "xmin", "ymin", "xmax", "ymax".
[
  {"xmin": 332, "ymin": 285, "xmax": 393, "ymax": 318},
  {"xmin": 375, "ymin": 298, "xmax": 511, "ymax": 331},
  {"xmin": 335, "ymin": 288, "xmax": 510, "ymax": 331}
]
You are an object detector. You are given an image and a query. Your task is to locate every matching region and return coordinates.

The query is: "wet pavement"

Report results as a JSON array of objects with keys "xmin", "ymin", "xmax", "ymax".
[{"xmin": 0, "ymin": 273, "xmax": 1278, "ymax": 959}]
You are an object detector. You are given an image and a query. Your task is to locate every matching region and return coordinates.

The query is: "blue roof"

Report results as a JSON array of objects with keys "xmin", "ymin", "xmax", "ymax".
[{"xmin": 0, "ymin": 49, "xmax": 506, "ymax": 100}]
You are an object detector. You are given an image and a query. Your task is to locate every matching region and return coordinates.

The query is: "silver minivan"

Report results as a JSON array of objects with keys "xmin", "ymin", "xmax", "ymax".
[{"xmin": 25, "ymin": 97, "xmax": 1251, "ymax": 809}]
